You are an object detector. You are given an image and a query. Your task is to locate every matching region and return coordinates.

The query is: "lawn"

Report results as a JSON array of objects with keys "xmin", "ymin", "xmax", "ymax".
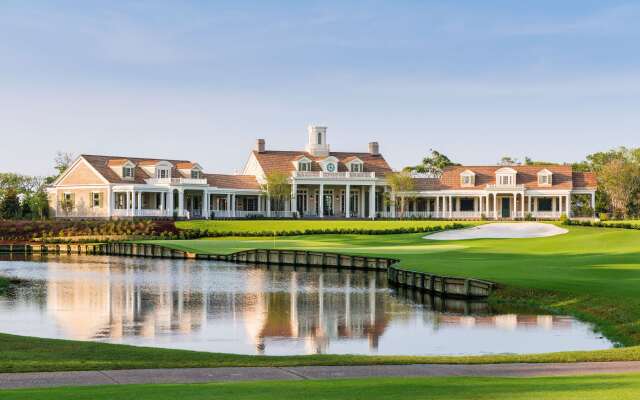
[
  {"xmin": 176, "ymin": 219, "xmax": 479, "ymax": 234},
  {"xmin": 4, "ymin": 375, "xmax": 640, "ymax": 400}
]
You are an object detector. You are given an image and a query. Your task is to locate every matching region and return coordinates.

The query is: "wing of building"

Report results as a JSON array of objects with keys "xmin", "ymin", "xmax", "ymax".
[{"xmin": 47, "ymin": 125, "xmax": 596, "ymax": 220}]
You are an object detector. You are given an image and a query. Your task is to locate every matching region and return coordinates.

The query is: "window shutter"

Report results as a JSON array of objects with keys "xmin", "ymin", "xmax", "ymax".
[
  {"xmin": 99, "ymin": 192, "xmax": 104, "ymax": 207},
  {"xmin": 70, "ymin": 193, "xmax": 75, "ymax": 205},
  {"xmin": 89, "ymin": 192, "xmax": 94, "ymax": 208}
]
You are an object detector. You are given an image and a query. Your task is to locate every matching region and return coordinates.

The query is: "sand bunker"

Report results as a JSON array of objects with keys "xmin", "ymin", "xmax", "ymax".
[{"xmin": 425, "ymin": 222, "xmax": 568, "ymax": 241}]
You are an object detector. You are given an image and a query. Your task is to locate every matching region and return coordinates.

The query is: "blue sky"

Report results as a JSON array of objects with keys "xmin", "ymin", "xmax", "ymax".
[{"xmin": 1, "ymin": 0, "xmax": 639, "ymax": 175}]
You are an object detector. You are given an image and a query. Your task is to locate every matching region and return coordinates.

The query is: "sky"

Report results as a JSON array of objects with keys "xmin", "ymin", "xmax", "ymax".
[{"xmin": 1, "ymin": 0, "xmax": 639, "ymax": 176}]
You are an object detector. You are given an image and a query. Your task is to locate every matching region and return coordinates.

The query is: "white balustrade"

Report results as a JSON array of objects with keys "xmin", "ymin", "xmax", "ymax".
[{"xmin": 292, "ymin": 171, "xmax": 376, "ymax": 179}]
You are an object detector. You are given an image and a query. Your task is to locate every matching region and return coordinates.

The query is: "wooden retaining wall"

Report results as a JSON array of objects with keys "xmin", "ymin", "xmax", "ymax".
[{"xmin": 0, "ymin": 243, "xmax": 493, "ymax": 298}]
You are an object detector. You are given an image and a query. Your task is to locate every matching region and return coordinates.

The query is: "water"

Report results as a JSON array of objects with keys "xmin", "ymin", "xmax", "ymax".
[{"xmin": 0, "ymin": 255, "xmax": 613, "ymax": 356}]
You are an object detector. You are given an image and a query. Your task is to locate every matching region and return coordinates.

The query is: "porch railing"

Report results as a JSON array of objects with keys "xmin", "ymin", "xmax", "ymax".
[
  {"xmin": 292, "ymin": 171, "xmax": 376, "ymax": 179},
  {"xmin": 112, "ymin": 209, "xmax": 171, "ymax": 217},
  {"xmin": 144, "ymin": 178, "xmax": 208, "ymax": 185}
]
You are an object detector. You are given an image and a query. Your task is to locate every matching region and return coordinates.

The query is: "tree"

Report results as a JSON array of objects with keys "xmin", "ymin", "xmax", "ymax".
[
  {"xmin": 261, "ymin": 172, "xmax": 291, "ymax": 213},
  {"xmin": 27, "ymin": 190, "xmax": 49, "ymax": 220},
  {"xmin": 524, "ymin": 157, "xmax": 558, "ymax": 166},
  {"xmin": 0, "ymin": 189, "xmax": 20, "ymax": 219},
  {"xmin": 386, "ymin": 171, "xmax": 416, "ymax": 218},
  {"xmin": 54, "ymin": 151, "xmax": 74, "ymax": 176},
  {"xmin": 498, "ymin": 156, "xmax": 520, "ymax": 166},
  {"xmin": 406, "ymin": 149, "xmax": 458, "ymax": 177},
  {"xmin": 598, "ymin": 158, "xmax": 640, "ymax": 218}
]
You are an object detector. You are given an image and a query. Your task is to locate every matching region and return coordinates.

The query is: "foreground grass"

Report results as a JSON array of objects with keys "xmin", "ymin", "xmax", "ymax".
[
  {"xmin": 4, "ymin": 375, "xmax": 640, "ymax": 400},
  {"xmin": 176, "ymin": 219, "xmax": 479, "ymax": 233},
  {"xmin": 2, "ymin": 330, "xmax": 640, "ymax": 373}
]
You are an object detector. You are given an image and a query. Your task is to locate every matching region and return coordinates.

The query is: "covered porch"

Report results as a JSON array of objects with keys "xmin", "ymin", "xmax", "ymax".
[{"xmin": 291, "ymin": 183, "xmax": 384, "ymax": 219}]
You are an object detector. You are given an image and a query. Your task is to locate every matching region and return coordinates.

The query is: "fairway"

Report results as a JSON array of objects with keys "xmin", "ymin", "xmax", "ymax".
[{"xmin": 3, "ymin": 375, "xmax": 640, "ymax": 400}]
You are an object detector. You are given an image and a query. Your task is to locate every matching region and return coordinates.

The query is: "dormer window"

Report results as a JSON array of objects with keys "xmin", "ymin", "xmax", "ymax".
[
  {"xmin": 122, "ymin": 166, "xmax": 134, "ymax": 179},
  {"xmin": 350, "ymin": 163, "xmax": 363, "ymax": 172},
  {"xmin": 460, "ymin": 170, "xmax": 476, "ymax": 187},
  {"xmin": 320, "ymin": 156, "xmax": 339, "ymax": 173},
  {"xmin": 156, "ymin": 167, "xmax": 170, "ymax": 178},
  {"xmin": 495, "ymin": 167, "xmax": 517, "ymax": 187},
  {"xmin": 191, "ymin": 170, "xmax": 202, "ymax": 179},
  {"xmin": 537, "ymin": 169, "xmax": 553, "ymax": 186},
  {"xmin": 299, "ymin": 161, "xmax": 311, "ymax": 171}
]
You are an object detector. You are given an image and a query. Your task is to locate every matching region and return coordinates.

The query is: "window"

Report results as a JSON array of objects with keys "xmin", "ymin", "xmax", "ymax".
[
  {"xmin": 461, "ymin": 176, "xmax": 473, "ymax": 185},
  {"xmin": 499, "ymin": 175, "xmax": 512, "ymax": 186},
  {"xmin": 299, "ymin": 162, "xmax": 311, "ymax": 171},
  {"xmin": 156, "ymin": 168, "xmax": 170, "ymax": 178},
  {"xmin": 317, "ymin": 132, "xmax": 322, "ymax": 145},
  {"xmin": 538, "ymin": 173, "xmax": 552, "ymax": 186},
  {"xmin": 350, "ymin": 163, "xmax": 363, "ymax": 172},
  {"xmin": 63, "ymin": 193, "xmax": 73, "ymax": 203},
  {"xmin": 191, "ymin": 170, "xmax": 202, "ymax": 179},
  {"xmin": 91, "ymin": 192, "xmax": 101, "ymax": 208},
  {"xmin": 123, "ymin": 166, "xmax": 134, "ymax": 178}
]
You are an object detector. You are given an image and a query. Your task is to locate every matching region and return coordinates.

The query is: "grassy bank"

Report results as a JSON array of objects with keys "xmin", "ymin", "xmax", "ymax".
[
  {"xmin": 4, "ymin": 375, "xmax": 640, "ymax": 399},
  {"xmin": 2, "ymin": 330, "xmax": 640, "ymax": 373}
]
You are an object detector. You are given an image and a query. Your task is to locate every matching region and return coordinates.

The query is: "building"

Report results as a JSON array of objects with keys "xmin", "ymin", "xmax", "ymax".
[{"xmin": 47, "ymin": 125, "xmax": 596, "ymax": 220}]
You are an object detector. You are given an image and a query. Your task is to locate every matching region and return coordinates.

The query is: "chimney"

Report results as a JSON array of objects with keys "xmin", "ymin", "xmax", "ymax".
[
  {"xmin": 255, "ymin": 139, "xmax": 265, "ymax": 153},
  {"xmin": 368, "ymin": 141, "xmax": 379, "ymax": 156}
]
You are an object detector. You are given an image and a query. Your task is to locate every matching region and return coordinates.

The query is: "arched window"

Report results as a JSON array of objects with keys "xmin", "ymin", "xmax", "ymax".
[{"xmin": 317, "ymin": 132, "xmax": 322, "ymax": 145}]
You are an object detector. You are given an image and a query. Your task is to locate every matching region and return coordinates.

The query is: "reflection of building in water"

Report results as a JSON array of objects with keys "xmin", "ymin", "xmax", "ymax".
[
  {"xmin": 46, "ymin": 258, "xmax": 204, "ymax": 340},
  {"xmin": 240, "ymin": 268, "xmax": 393, "ymax": 354},
  {"xmin": 436, "ymin": 314, "xmax": 572, "ymax": 330}
]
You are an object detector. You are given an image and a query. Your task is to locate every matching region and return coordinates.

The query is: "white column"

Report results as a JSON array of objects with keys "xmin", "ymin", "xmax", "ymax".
[
  {"xmin": 361, "ymin": 187, "xmax": 366, "ymax": 218},
  {"xmin": 369, "ymin": 184, "xmax": 375, "ymax": 219},
  {"xmin": 319, "ymin": 184, "xmax": 324, "ymax": 218},
  {"xmin": 521, "ymin": 193, "xmax": 525, "ymax": 217},
  {"xmin": 125, "ymin": 191, "xmax": 131, "ymax": 215},
  {"xmin": 167, "ymin": 190, "xmax": 174, "ymax": 217},
  {"xmin": 232, "ymin": 194, "xmax": 236, "ymax": 217},
  {"xmin": 106, "ymin": 188, "xmax": 113, "ymax": 218},
  {"xmin": 390, "ymin": 192, "xmax": 396, "ymax": 218},
  {"xmin": 436, "ymin": 196, "xmax": 440, "ymax": 218},
  {"xmin": 566, "ymin": 194, "xmax": 571, "ymax": 217},
  {"xmin": 291, "ymin": 182, "xmax": 297, "ymax": 217},
  {"xmin": 448, "ymin": 195, "xmax": 453, "ymax": 219},
  {"xmin": 266, "ymin": 194, "xmax": 271, "ymax": 217},
  {"xmin": 535, "ymin": 197, "xmax": 539, "ymax": 216},
  {"xmin": 160, "ymin": 191, "xmax": 165, "ymax": 211},
  {"xmin": 494, "ymin": 194, "xmax": 498, "ymax": 219},
  {"xmin": 258, "ymin": 195, "xmax": 263, "ymax": 212},
  {"xmin": 178, "ymin": 189, "xmax": 184, "ymax": 217},
  {"xmin": 345, "ymin": 184, "xmax": 351, "ymax": 218},
  {"xmin": 203, "ymin": 191, "xmax": 209, "ymax": 219},
  {"xmin": 591, "ymin": 192, "xmax": 596, "ymax": 216}
]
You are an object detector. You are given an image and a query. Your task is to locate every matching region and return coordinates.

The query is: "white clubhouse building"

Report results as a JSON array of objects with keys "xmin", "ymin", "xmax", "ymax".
[{"xmin": 48, "ymin": 126, "xmax": 596, "ymax": 220}]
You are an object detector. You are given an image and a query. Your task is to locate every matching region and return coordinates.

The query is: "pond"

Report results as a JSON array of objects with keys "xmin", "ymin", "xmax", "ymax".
[{"xmin": 0, "ymin": 255, "xmax": 613, "ymax": 356}]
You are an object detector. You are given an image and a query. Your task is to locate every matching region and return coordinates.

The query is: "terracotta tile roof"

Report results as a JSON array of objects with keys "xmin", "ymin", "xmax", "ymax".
[
  {"xmin": 205, "ymin": 174, "xmax": 260, "ymax": 190},
  {"xmin": 252, "ymin": 151, "xmax": 392, "ymax": 175},
  {"xmin": 413, "ymin": 165, "xmax": 576, "ymax": 191},
  {"xmin": 572, "ymin": 171, "xmax": 597, "ymax": 188},
  {"xmin": 176, "ymin": 162, "xmax": 196, "ymax": 169},
  {"xmin": 81, "ymin": 154, "xmax": 192, "ymax": 184}
]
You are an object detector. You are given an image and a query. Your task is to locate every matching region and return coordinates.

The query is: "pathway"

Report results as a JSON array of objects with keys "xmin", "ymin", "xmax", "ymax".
[{"xmin": 3, "ymin": 362, "xmax": 640, "ymax": 389}]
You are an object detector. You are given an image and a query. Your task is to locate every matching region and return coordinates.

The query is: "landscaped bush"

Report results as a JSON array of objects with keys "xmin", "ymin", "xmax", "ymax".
[
  {"xmin": 0, "ymin": 219, "xmax": 179, "ymax": 243},
  {"xmin": 563, "ymin": 219, "xmax": 640, "ymax": 230}
]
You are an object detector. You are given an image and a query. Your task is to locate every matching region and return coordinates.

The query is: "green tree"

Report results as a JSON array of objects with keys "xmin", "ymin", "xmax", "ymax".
[
  {"xmin": 498, "ymin": 156, "xmax": 520, "ymax": 166},
  {"xmin": 406, "ymin": 149, "xmax": 458, "ymax": 176},
  {"xmin": 54, "ymin": 151, "xmax": 74, "ymax": 176},
  {"xmin": 0, "ymin": 188, "xmax": 20, "ymax": 219},
  {"xmin": 261, "ymin": 172, "xmax": 291, "ymax": 213},
  {"xmin": 524, "ymin": 157, "xmax": 558, "ymax": 166},
  {"xmin": 598, "ymin": 158, "xmax": 640, "ymax": 218},
  {"xmin": 27, "ymin": 189, "xmax": 49, "ymax": 220},
  {"xmin": 386, "ymin": 171, "xmax": 416, "ymax": 218}
]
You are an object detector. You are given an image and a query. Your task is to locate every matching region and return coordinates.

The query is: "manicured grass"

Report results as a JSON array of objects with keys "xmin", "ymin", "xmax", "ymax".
[
  {"xmin": 2, "ymin": 330, "xmax": 640, "ymax": 373},
  {"xmin": 4, "ymin": 375, "xmax": 640, "ymax": 399},
  {"xmin": 176, "ymin": 219, "xmax": 479, "ymax": 233}
]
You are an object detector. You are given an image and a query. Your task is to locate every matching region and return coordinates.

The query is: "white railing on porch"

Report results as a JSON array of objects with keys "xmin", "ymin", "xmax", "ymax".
[
  {"xmin": 144, "ymin": 178, "xmax": 208, "ymax": 185},
  {"xmin": 532, "ymin": 211, "xmax": 562, "ymax": 219},
  {"xmin": 112, "ymin": 209, "xmax": 171, "ymax": 217},
  {"xmin": 292, "ymin": 171, "xmax": 376, "ymax": 179}
]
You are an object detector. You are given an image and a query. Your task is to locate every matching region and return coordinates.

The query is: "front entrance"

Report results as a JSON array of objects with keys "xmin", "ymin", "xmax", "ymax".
[
  {"xmin": 323, "ymin": 193, "xmax": 334, "ymax": 216},
  {"xmin": 501, "ymin": 197, "xmax": 511, "ymax": 218},
  {"xmin": 297, "ymin": 190, "xmax": 307, "ymax": 216}
]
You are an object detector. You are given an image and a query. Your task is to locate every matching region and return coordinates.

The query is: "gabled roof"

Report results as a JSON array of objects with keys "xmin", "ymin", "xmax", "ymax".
[
  {"xmin": 460, "ymin": 169, "xmax": 476, "ymax": 176},
  {"xmin": 495, "ymin": 167, "xmax": 518, "ymax": 174},
  {"xmin": 537, "ymin": 168, "xmax": 553, "ymax": 175},
  {"xmin": 252, "ymin": 151, "xmax": 393, "ymax": 175},
  {"xmin": 81, "ymin": 154, "xmax": 192, "ymax": 184}
]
